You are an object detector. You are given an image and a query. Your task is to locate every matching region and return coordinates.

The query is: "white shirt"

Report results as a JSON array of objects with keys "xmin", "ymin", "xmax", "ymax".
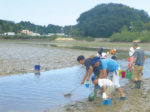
[{"xmin": 98, "ymin": 79, "xmax": 113, "ymax": 87}]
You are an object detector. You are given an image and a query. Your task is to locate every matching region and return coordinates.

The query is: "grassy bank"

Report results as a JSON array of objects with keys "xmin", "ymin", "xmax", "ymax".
[
  {"xmin": 110, "ymin": 31, "xmax": 150, "ymax": 42},
  {"xmin": 0, "ymin": 35, "xmax": 59, "ymax": 41}
]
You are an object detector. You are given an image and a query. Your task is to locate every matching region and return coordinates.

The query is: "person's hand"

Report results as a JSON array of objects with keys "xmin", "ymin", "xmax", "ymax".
[
  {"xmin": 81, "ymin": 81, "xmax": 85, "ymax": 84},
  {"xmin": 102, "ymin": 92, "xmax": 107, "ymax": 100}
]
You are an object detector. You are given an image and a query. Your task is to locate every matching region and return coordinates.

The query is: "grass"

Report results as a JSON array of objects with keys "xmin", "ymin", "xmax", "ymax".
[{"xmin": 110, "ymin": 31, "xmax": 150, "ymax": 42}]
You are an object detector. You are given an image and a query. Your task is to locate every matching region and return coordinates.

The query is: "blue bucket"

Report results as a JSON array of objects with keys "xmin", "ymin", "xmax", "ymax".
[{"xmin": 34, "ymin": 65, "xmax": 40, "ymax": 71}]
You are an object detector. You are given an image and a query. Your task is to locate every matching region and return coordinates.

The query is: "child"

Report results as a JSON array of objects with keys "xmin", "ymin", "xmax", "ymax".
[{"xmin": 91, "ymin": 75, "xmax": 115, "ymax": 106}]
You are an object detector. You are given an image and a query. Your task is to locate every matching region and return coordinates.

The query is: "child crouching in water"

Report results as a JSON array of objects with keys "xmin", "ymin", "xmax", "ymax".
[{"xmin": 92, "ymin": 75, "xmax": 115, "ymax": 106}]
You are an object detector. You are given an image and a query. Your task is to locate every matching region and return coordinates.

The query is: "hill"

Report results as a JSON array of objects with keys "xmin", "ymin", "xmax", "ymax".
[{"xmin": 76, "ymin": 3, "xmax": 150, "ymax": 37}]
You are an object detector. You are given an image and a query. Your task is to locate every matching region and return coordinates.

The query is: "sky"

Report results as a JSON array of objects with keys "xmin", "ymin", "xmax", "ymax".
[{"xmin": 0, "ymin": 0, "xmax": 150, "ymax": 26}]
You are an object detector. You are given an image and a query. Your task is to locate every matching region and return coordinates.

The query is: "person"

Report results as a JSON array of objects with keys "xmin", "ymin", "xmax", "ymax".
[
  {"xmin": 97, "ymin": 47, "xmax": 104, "ymax": 58},
  {"xmin": 127, "ymin": 46, "xmax": 141, "ymax": 72},
  {"xmin": 92, "ymin": 75, "xmax": 114, "ymax": 106},
  {"xmin": 77, "ymin": 55, "xmax": 101, "ymax": 97},
  {"xmin": 77, "ymin": 55, "xmax": 95, "ymax": 84},
  {"xmin": 91, "ymin": 57, "xmax": 126, "ymax": 100},
  {"xmin": 129, "ymin": 43, "xmax": 146, "ymax": 89},
  {"xmin": 92, "ymin": 75, "xmax": 114, "ymax": 99},
  {"xmin": 111, "ymin": 55, "xmax": 117, "ymax": 61},
  {"xmin": 127, "ymin": 47, "xmax": 135, "ymax": 72}
]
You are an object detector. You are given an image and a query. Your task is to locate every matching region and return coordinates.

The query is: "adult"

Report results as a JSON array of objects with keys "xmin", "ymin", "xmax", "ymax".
[
  {"xmin": 129, "ymin": 43, "xmax": 146, "ymax": 89},
  {"xmin": 77, "ymin": 55, "xmax": 100, "ymax": 97},
  {"xmin": 91, "ymin": 57, "xmax": 126, "ymax": 100}
]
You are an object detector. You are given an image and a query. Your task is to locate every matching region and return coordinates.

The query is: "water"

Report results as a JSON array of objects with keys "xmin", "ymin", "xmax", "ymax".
[{"xmin": 0, "ymin": 59, "xmax": 149, "ymax": 112}]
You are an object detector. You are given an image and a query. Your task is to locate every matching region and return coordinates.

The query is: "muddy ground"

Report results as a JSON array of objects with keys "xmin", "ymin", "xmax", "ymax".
[
  {"xmin": 0, "ymin": 40, "xmax": 149, "ymax": 75},
  {"xmin": 0, "ymin": 42, "xmax": 95, "ymax": 75},
  {"xmin": 0, "ymin": 40, "xmax": 150, "ymax": 112},
  {"xmin": 57, "ymin": 78, "xmax": 150, "ymax": 112}
]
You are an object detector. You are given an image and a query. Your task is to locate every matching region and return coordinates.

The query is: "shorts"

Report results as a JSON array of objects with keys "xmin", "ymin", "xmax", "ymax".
[
  {"xmin": 133, "ymin": 65, "xmax": 144, "ymax": 81},
  {"xmin": 107, "ymin": 71, "xmax": 120, "ymax": 88},
  {"xmin": 106, "ymin": 85, "xmax": 115, "ymax": 96}
]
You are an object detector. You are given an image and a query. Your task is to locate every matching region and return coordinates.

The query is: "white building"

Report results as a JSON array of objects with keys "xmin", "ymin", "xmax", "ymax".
[
  {"xmin": 48, "ymin": 33, "xmax": 65, "ymax": 36},
  {"xmin": 4, "ymin": 32, "xmax": 15, "ymax": 36},
  {"xmin": 30, "ymin": 33, "xmax": 40, "ymax": 36}
]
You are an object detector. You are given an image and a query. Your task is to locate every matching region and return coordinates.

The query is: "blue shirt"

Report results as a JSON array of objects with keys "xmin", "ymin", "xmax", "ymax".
[{"xmin": 98, "ymin": 59, "xmax": 119, "ymax": 72}]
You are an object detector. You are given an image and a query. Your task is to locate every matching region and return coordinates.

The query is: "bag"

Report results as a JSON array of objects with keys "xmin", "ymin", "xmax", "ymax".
[
  {"xmin": 125, "ymin": 71, "xmax": 132, "ymax": 80},
  {"xmin": 122, "ymin": 71, "xmax": 126, "ymax": 78}
]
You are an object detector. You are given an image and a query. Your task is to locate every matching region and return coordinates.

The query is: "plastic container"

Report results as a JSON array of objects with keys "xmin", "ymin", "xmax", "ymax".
[
  {"xmin": 88, "ymin": 91, "xmax": 95, "ymax": 101},
  {"xmin": 118, "ymin": 70, "xmax": 122, "ymax": 76},
  {"xmin": 125, "ymin": 71, "xmax": 132, "ymax": 80},
  {"xmin": 84, "ymin": 81, "xmax": 91, "ymax": 88},
  {"xmin": 102, "ymin": 100, "xmax": 108, "ymax": 105},
  {"xmin": 34, "ymin": 65, "xmax": 40, "ymax": 71},
  {"xmin": 107, "ymin": 98, "xmax": 112, "ymax": 106},
  {"xmin": 122, "ymin": 71, "xmax": 126, "ymax": 78}
]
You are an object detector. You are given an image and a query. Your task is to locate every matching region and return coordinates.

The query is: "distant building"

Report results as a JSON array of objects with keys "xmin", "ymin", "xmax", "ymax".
[
  {"xmin": 4, "ymin": 32, "xmax": 15, "ymax": 36},
  {"xmin": 48, "ymin": 33, "xmax": 65, "ymax": 36},
  {"xmin": 56, "ymin": 33, "xmax": 65, "ymax": 36},
  {"xmin": 21, "ymin": 30, "xmax": 40, "ymax": 36},
  {"xmin": 21, "ymin": 30, "xmax": 33, "ymax": 35},
  {"xmin": 48, "ymin": 33, "xmax": 55, "ymax": 36},
  {"xmin": 30, "ymin": 33, "xmax": 40, "ymax": 36}
]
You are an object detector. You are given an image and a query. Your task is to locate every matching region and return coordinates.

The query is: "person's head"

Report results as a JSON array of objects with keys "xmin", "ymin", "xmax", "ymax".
[
  {"xmin": 91, "ymin": 75, "xmax": 98, "ymax": 85},
  {"xmin": 98, "ymin": 47, "xmax": 103, "ymax": 55},
  {"xmin": 133, "ymin": 42, "xmax": 138, "ymax": 50},
  {"xmin": 111, "ymin": 55, "xmax": 117, "ymax": 60},
  {"xmin": 77, "ymin": 55, "xmax": 85, "ymax": 64},
  {"xmin": 91, "ymin": 57, "xmax": 100, "ymax": 67},
  {"xmin": 110, "ymin": 49, "xmax": 116, "ymax": 55}
]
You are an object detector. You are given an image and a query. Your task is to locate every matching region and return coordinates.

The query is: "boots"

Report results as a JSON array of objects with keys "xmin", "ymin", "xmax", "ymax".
[
  {"xmin": 131, "ymin": 81, "xmax": 138, "ymax": 89},
  {"xmin": 137, "ymin": 81, "xmax": 141, "ymax": 89},
  {"xmin": 132, "ymin": 81, "xmax": 141, "ymax": 89}
]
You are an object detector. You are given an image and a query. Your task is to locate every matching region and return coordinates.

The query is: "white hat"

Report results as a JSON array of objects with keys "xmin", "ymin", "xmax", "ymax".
[
  {"xmin": 102, "ymin": 52, "xmax": 107, "ymax": 58},
  {"xmin": 129, "ymin": 47, "xmax": 135, "ymax": 56}
]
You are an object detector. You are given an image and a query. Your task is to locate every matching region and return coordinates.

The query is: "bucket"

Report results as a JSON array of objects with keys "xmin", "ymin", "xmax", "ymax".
[
  {"xmin": 88, "ymin": 91, "xmax": 95, "ymax": 101},
  {"xmin": 34, "ymin": 65, "xmax": 40, "ymax": 71},
  {"xmin": 84, "ymin": 81, "xmax": 91, "ymax": 88},
  {"xmin": 122, "ymin": 71, "xmax": 126, "ymax": 78},
  {"xmin": 125, "ymin": 71, "xmax": 132, "ymax": 80}
]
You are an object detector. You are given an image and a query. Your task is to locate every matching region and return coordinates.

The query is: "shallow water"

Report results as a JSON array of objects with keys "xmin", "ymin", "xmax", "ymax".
[{"xmin": 0, "ymin": 59, "xmax": 149, "ymax": 112}]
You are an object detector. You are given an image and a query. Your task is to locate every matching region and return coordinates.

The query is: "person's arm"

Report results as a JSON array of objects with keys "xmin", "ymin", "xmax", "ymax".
[
  {"xmin": 81, "ymin": 70, "xmax": 88, "ymax": 84},
  {"xmin": 86, "ymin": 66, "xmax": 93, "ymax": 81},
  {"xmin": 99, "ymin": 69, "xmax": 107, "ymax": 78},
  {"xmin": 99, "ymin": 70, "xmax": 103, "ymax": 78},
  {"xmin": 102, "ymin": 86, "xmax": 106, "ymax": 92},
  {"xmin": 144, "ymin": 56, "xmax": 146, "ymax": 61},
  {"xmin": 102, "ymin": 69, "xmax": 107, "ymax": 78}
]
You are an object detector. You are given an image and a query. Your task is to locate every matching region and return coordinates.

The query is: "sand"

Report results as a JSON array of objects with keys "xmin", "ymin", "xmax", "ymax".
[{"xmin": 0, "ymin": 42, "xmax": 95, "ymax": 75}]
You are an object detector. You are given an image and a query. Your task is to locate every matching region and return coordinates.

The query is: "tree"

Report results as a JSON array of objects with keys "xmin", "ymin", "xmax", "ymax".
[{"xmin": 76, "ymin": 3, "xmax": 150, "ymax": 37}]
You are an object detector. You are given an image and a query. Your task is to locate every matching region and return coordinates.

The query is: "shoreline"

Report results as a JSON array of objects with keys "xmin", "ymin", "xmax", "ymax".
[
  {"xmin": 0, "ymin": 40, "xmax": 150, "ymax": 76},
  {"xmin": 48, "ymin": 77, "xmax": 150, "ymax": 112}
]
